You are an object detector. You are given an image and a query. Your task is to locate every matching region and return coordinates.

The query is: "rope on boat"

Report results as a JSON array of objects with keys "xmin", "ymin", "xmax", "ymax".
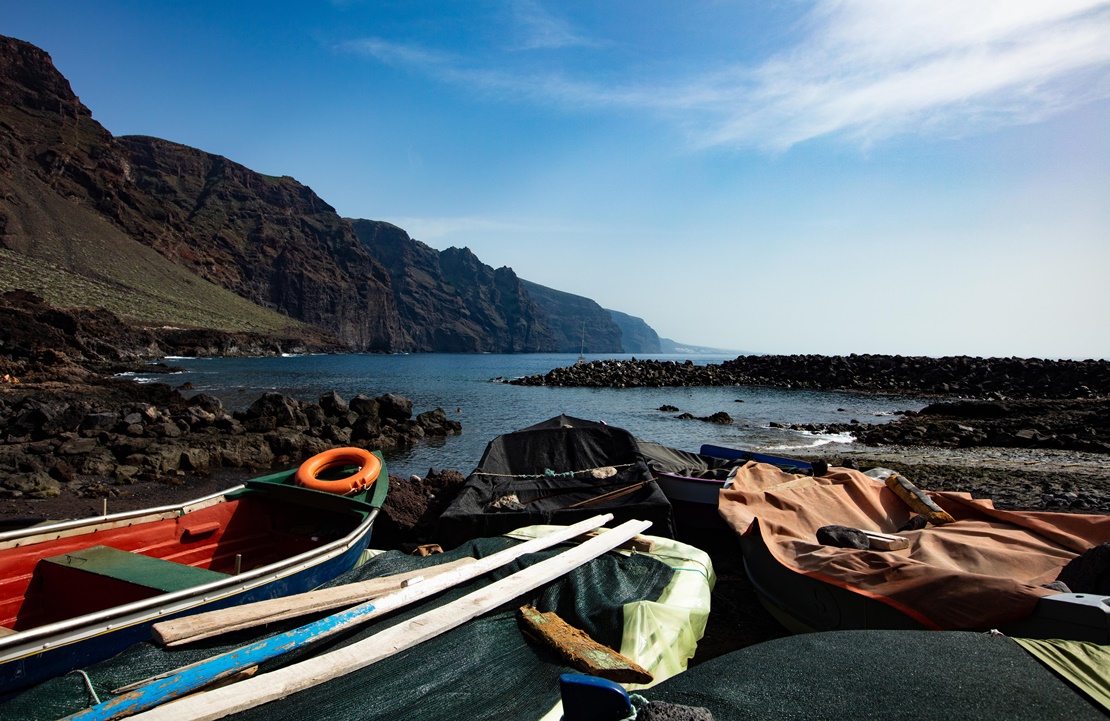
[
  {"xmin": 471, "ymin": 463, "xmax": 636, "ymax": 479},
  {"xmin": 67, "ymin": 669, "xmax": 101, "ymax": 705}
]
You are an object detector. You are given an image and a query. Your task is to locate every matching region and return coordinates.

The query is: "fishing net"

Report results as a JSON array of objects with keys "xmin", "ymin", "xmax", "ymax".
[
  {"xmin": 1, "ymin": 533, "xmax": 675, "ymax": 720},
  {"xmin": 644, "ymin": 630, "xmax": 1108, "ymax": 720}
]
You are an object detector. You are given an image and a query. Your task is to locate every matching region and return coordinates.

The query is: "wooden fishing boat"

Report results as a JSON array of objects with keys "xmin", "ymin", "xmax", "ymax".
[
  {"xmin": 437, "ymin": 416, "xmax": 676, "ymax": 547},
  {"xmin": 651, "ymin": 444, "xmax": 818, "ymax": 506},
  {"xmin": 0, "ymin": 450, "xmax": 388, "ymax": 697},
  {"xmin": 642, "ymin": 443, "xmax": 821, "ymax": 530}
]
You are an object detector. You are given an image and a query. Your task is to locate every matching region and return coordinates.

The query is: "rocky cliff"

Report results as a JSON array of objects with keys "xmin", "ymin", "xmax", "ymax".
[
  {"xmin": 0, "ymin": 35, "xmax": 667, "ymax": 356},
  {"xmin": 607, "ymin": 309, "xmax": 661, "ymax": 353},
  {"xmin": 350, "ymin": 220, "xmax": 555, "ymax": 352},
  {"xmin": 0, "ymin": 37, "xmax": 326, "ymax": 337},
  {"xmin": 112, "ymin": 136, "xmax": 406, "ymax": 350},
  {"xmin": 0, "ymin": 34, "xmax": 404, "ymax": 350},
  {"xmin": 519, "ymin": 280, "xmax": 624, "ymax": 353}
]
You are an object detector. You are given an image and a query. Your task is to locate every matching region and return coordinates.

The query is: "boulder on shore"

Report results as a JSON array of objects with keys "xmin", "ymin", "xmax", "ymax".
[{"xmin": 0, "ymin": 388, "xmax": 461, "ymax": 500}]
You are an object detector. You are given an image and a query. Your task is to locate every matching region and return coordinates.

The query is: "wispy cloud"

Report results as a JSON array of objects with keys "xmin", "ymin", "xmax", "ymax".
[
  {"xmin": 710, "ymin": 0, "xmax": 1110, "ymax": 149},
  {"xmin": 508, "ymin": 0, "xmax": 594, "ymax": 50},
  {"xmin": 342, "ymin": 0, "xmax": 1110, "ymax": 150}
]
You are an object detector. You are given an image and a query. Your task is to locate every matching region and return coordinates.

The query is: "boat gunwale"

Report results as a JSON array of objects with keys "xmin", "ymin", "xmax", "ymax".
[
  {"xmin": 0, "ymin": 500, "xmax": 379, "ymax": 662},
  {"xmin": 0, "ymin": 486, "xmax": 245, "ymax": 547}
]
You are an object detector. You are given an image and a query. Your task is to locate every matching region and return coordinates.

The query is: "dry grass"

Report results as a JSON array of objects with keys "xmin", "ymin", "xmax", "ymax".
[{"xmin": 0, "ymin": 246, "xmax": 302, "ymax": 333}]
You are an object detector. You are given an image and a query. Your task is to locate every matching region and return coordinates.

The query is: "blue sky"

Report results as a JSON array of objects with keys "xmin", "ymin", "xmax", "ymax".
[{"xmin": 5, "ymin": 1, "xmax": 1110, "ymax": 358}]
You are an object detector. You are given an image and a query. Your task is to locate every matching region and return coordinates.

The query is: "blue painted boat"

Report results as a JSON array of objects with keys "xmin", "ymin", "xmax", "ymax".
[
  {"xmin": 0, "ymin": 452, "xmax": 388, "ymax": 698},
  {"xmin": 640, "ymin": 442, "xmax": 820, "ymax": 529}
]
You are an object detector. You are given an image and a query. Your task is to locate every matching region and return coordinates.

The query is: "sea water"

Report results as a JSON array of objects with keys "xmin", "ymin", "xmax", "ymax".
[{"xmin": 127, "ymin": 353, "xmax": 926, "ymax": 477}]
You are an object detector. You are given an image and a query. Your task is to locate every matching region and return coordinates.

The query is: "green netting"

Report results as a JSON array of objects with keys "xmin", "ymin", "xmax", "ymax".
[
  {"xmin": 645, "ymin": 630, "xmax": 1108, "ymax": 721},
  {"xmin": 1, "ymin": 535, "xmax": 674, "ymax": 721}
]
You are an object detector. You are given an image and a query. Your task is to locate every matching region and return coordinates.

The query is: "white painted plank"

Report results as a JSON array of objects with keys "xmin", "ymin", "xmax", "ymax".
[{"xmin": 128, "ymin": 517, "xmax": 652, "ymax": 721}]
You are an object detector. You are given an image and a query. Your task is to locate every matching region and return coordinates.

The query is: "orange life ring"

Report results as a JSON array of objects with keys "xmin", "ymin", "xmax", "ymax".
[{"xmin": 295, "ymin": 447, "xmax": 380, "ymax": 495}]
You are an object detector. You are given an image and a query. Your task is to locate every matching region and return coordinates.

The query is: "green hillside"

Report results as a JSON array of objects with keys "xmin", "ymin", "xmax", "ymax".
[{"xmin": 0, "ymin": 247, "xmax": 303, "ymax": 333}]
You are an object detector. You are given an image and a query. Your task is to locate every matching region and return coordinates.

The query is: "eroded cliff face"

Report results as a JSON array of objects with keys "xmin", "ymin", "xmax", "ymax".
[
  {"xmin": 607, "ymin": 309, "xmax": 662, "ymax": 354},
  {"xmin": 519, "ymin": 280, "xmax": 624, "ymax": 353},
  {"xmin": 111, "ymin": 136, "xmax": 407, "ymax": 350},
  {"xmin": 0, "ymin": 34, "xmax": 665, "ymax": 355},
  {"xmin": 0, "ymin": 35, "xmax": 133, "ymax": 258},
  {"xmin": 0, "ymin": 34, "xmax": 406, "ymax": 351},
  {"xmin": 351, "ymin": 219, "xmax": 556, "ymax": 352}
]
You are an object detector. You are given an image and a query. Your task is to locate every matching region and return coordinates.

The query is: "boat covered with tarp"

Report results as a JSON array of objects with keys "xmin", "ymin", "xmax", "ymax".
[
  {"xmin": 623, "ymin": 629, "xmax": 1110, "ymax": 720},
  {"xmin": 2, "ymin": 525, "xmax": 713, "ymax": 721},
  {"xmin": 720, "ymin": 461, "xmax": 1110, "ymax": 641},
  {"xmin": 438, "ymin": 416, "xmax": 677, "ymax": 547},
  {"xmin": 638, "ymin": 441, "xmax": 819, "ymax": 530}
]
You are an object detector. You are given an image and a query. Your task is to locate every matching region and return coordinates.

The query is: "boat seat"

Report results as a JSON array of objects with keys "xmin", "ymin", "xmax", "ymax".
[{"xmin": 39, "ymin": 545, "xmax": 228, "ymax": 604}]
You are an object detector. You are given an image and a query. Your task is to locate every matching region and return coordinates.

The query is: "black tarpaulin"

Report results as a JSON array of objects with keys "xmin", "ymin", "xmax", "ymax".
[{"xmin": 437, "ymin": 415, "xmax": 676, "ymax": 548}]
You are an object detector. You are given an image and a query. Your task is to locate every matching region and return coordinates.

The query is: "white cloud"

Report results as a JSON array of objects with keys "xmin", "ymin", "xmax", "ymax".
[
  {"xmin": 342, "ymin": 1, "xmax": 1110, "ymax": 150},
  {"xmin": 712, "ymin": 0, "xmax": 1110, "ymax": 149},
  {"xmin": 508, "ymin": 0, "xmax": 594, "ymax": 50}
]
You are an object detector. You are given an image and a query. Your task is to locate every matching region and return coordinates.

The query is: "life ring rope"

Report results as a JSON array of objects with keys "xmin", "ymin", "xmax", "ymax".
[{"xmin": 295, "ymin": 447, "xmax": 381, "ymax": 495}]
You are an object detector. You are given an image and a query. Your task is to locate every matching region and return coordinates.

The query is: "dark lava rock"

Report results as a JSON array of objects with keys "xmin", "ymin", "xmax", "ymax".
[
  {"xmin": 187, "ymin": 394, "xmax": 224, "ymax": 414},
  {"xmin": 0, "ymin": 386, "xmax": 463, "ymax": 500},
  {"xmin": 246, "ymin": 392, "xmax": 302, "ymax": 428},
  {"xmin": 319, "ymin": 390, "xmax": 349, "ymax": 417},
  {"xmin": 376, "ymin": 393, "xmax": 413, "ymax": 421},
  {"xmin": 816, "ymin": 525, "xmax": 870, "ymax": 550},
  {"xmin": 510, "ymin": 354, "xmax": 1110, "ymax": 400}
]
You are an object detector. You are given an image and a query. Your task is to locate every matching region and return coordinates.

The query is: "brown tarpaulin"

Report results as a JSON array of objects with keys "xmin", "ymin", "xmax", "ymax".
[{"xmin": 718, "ymin": 462, "xmax": 1110, "ymax": 629}]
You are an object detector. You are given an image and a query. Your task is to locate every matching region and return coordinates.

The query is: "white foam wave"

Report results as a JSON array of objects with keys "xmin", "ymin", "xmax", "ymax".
[{"xmin": 763, "ymin": 430, "xmax": 856, "ymax": 450}]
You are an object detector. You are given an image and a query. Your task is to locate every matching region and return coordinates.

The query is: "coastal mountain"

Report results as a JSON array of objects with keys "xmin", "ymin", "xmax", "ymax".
[
  {"xmin": 607, "ymin": 309, "xmax": 662, "ymax": 354},
  {"xmin": 350, "ymin": 220, "xmax": 555, "ymax": 352},
  {"xmin": 0, "ymin": 34, "xmax": 678, "ymax": 355},
  {"xmin": 519, "ymin": 280, "xmax": 623, "ymax": 353}
]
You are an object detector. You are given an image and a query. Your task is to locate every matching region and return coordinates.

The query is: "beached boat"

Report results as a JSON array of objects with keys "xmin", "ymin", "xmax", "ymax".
[
  {"xmin": 718, "ymin": 461, "xmax": 1110, "ymax": 642},
  {"xmin": 0, "ymin": 450, "xmax": 389, "ymax": 697},
  {"xmin": 5, "ymin": 523, "xmax": 715, "ymax": 721},
  {"xmin": 438, "ymin": 416, "xmax": 676, "ymax": 547},
  {"xmin": 640, "ymin": 442, "xmax": 820, "ymax": 529},
  {"xmin": 563, "ymin": 629, "xmax": 1110, "ymax": 720}
]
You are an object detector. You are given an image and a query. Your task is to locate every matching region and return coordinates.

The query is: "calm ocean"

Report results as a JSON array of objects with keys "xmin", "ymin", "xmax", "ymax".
[{"xmin": 124, "ymin": 354, "xmax": 925, "ymax": 478}]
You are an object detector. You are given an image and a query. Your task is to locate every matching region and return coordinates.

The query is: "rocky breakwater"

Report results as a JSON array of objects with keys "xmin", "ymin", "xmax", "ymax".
[
  {"xmin": 0, "ymin": 388, "xmax": 460, "ymax": 499},
  {"xmin": 509, "ymin": 354, "xmax": 1110, "ymax": 399},
  {"xmin": 510, "ymin": 354, "xmax": 1110, "ymax": 456},
  {"xmin": 793, "ymin": 397, "xmax": 1110, "ymax": 455}
]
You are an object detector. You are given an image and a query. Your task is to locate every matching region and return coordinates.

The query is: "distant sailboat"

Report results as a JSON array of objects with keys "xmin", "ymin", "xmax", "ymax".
[{"xmin": 576, "ymin": 321, "xmax": 586, "ymax": 364}]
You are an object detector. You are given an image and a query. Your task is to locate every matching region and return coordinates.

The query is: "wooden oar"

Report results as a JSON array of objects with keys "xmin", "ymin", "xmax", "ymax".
[
  {"xmin": 150, "ymin": 557, "xmax": 477, "ymax": 648},
  {"xmin": 64, "ymin": 513, "xmax": 620, "ymax": 721},
  {"xmin": 125, "ymin": 517, "xmax": 653, "ymax": 721}
]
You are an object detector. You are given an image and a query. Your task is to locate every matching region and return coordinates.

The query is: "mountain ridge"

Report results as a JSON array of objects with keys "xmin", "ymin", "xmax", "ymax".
[{"xmin": 0, "ymin": 34, "xmax": 694, "ymax": 356}]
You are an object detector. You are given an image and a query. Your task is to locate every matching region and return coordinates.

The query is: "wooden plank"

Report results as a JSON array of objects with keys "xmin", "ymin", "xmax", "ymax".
[
  {"xmin": 151, "ymin": 557, "xmax": 476, "ymax": 647},
  {"xmin": 885, "ymin": 473, "xmax": 955, "ymax": 525},
  {"xmin": 573, "ymin": 529, "xmax": 656, "ymax": 553},
  {"xmin": 122, "ymin": 517, "xmax": 653, "ymax": 721},
  {"xmin": 519, "ymin": 606, "xmax": 653, "ymax": 684},
  {"xmin": 44, "ymin": 546, "xmax": 228, "ymax": 593},
  {"xmin": 861, "ymin": 530, "xmax": 910, "ymax": 552},
  {"xmin": 67, "ymin": 513, "xmax": 620, "ymax": 721}
]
